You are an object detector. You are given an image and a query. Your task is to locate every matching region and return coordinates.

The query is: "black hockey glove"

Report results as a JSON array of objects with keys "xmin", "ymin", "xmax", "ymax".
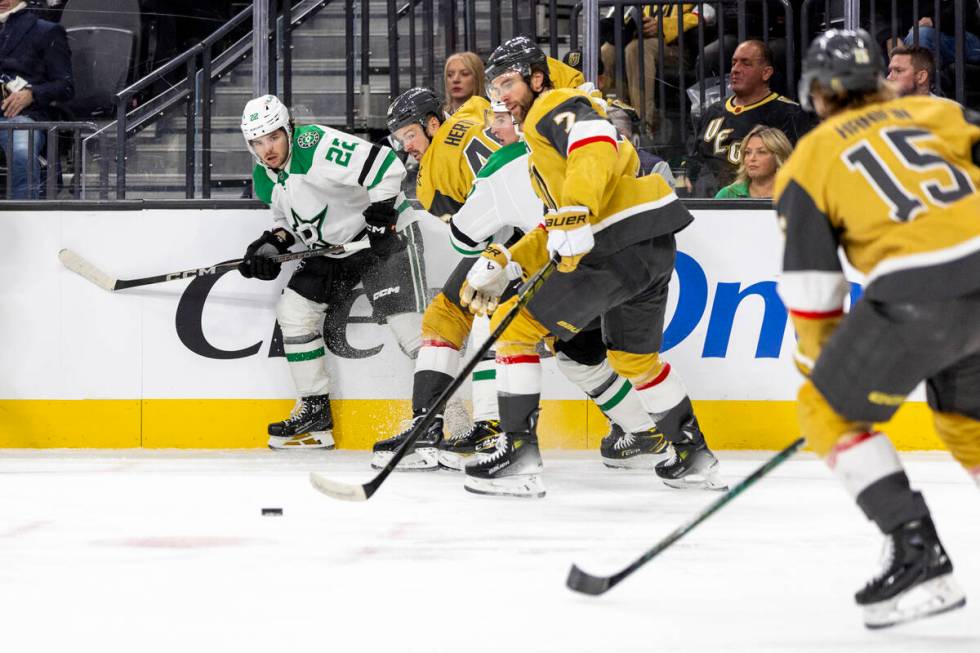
[
  {"xmin": 363, "ymin": 197, "xmax": 405, "ymax": 258},
  {"xmin": 239, "ymin": 229, "xmax": 295, "ymax": 280}
]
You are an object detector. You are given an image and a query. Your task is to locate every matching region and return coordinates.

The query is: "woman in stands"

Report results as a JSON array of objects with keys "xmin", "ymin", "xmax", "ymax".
[
  {"xmin": 715, "ymin": 125, "xmax": 791, "ymax": 199},
  {"xmin": 442, "ymin": 52, "xmax": 485, "ymax": 116}
]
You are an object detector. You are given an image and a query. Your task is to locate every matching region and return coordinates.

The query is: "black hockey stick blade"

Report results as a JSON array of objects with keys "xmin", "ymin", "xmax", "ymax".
[
  {"xmin": 309, "ymin": 256, "xmax": 559, "ymax": 501},
  {"xmin": 566, "ymin": 437, "xmax": 806, "ymax": 596},
  {"xmin": 59, "ymin": 241, "xmax": 369, "ymax": 292}
]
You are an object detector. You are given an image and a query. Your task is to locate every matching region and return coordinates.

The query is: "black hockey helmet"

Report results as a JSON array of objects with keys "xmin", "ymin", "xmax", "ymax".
[
  {"xmin": 386, "ymin": 87, "xmax": 442, "ymax": 134},
  {"xmin": 799, "ymin": 28, "xmax": 882, "ymax": 111},
  {"xmin": 485, "ymin": 35, "xmax": 547, "ymax": 84}
]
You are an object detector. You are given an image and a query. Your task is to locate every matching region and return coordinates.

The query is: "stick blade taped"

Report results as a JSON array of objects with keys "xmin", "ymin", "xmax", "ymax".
[
  {"xmin": 309, "ymin": 472, "xmax": 369, "ymax": 502},
  {"xmin": 58, "ymin": 249, "xmax": 117, "ymax": 291}
]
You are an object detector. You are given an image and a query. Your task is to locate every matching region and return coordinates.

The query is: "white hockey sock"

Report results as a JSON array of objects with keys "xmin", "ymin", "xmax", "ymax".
[
  {"xmin": 633, "ymin": 362, "xmax": 688, "ymax": 414},
  {"xmin": 828, "ymin": 431, "xmax": 904, "ymax": 499},
  {"xmin": 283, "ymin": 336, "xmax": 330, "ymax": 396},
  {"xmin": 496, "ymin": 354, "xmax": 542, "ymax": 396},
  {"xmin": 556, "ymin": 354, "xmax": 653, "ymax": 433},
  {"xmin": 471, "ymin": 358, "xmax": 499, "ymax": 422},
  {"xmin": 415, "ymin": 340, "xmax": 460, "ymax": 376}
]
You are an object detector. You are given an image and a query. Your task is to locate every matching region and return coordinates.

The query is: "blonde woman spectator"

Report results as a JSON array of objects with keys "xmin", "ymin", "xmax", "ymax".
[
  {"xmin": 442, "ymin": 52, "xmax": 485, "ymax": 116},
  {"xmin": 715, "ymin": 125, "xmax": 791, "ymax": 198}
]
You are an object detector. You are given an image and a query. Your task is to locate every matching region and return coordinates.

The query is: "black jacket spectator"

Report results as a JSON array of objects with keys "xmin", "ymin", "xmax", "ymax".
[{"xmin": 0, "ymin": 6, "xmax": 73, "ymax": 120}]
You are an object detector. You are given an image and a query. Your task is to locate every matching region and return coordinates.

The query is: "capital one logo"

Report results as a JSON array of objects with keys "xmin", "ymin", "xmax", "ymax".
[{"xmin": 174, "ymin": 253, "xmax": 862, "ymax": 361}]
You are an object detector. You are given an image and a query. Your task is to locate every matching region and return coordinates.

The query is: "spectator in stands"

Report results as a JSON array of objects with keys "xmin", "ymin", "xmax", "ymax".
[
  {"xmin": 902, "ymin": 5, "xmax": 980, "ymax": 67},
  {"xmin": 630, "ymin": 4, "xmax": 700, "ymax": 130},
  {"xmin": 714, "ymin": 125, "xmax": 790, "ymax": 199},
  {"xmin": 696, "ymin": 1, "xmax": 789, "ymax": 95},
  {"xmin": 598, "ymin": 5, "xmax": 702, "ymax": 129},
  {"xmin": 0, "ymin": 0, "xmax": 73, "ymax": 199},
  {"xmin": 442, "ymin": 52, "xmax": 485, "ymax": 117},
  {"xmin": 887, "ymin": 45, "xmax": 936, "ymax": 97},
  {"xmin": 687, "ymin": 39, "xmax": 811, "ymax": 198}
]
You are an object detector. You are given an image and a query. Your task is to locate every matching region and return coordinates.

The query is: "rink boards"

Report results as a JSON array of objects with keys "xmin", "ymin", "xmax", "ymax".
[{"xmin": 0, "ymin": 207, "xmax": 940, "ymax": 450}]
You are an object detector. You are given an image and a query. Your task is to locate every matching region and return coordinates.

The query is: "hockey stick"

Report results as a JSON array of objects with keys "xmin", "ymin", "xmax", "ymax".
[
  {"xmin": 566, "ymin": 436, "xmax": 806, "ymax": 596},
  {"xmin": 58, "ymin": 240, "xmax": 370, "ymax": 292},
  {"xmin": 310, "ymin": 255, "xmax": 560, "ymax": 501}
]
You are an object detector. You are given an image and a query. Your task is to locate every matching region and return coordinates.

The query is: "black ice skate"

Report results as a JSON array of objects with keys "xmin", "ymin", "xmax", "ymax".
[
  {"xmin": 856, "ymin": 517, "xmax": 966, "ymax": 629},
  {"xmin": 654, "ymin": 421, "xmax": 727, "ymax": 491},
  {"xmin": 463, "ymin": 429, "xmax": 545, "ymax": 498},
  {"xmin": 438, "ymin": 419, "xmax": 502, "ymax": 471},
  {"xmin": 600, "ymin": 424, "xmax": 675, "ymax": 469},
  {"xmin": 267, "ymin": 394, "xmax": 334, "ymax": 450},
  {"xmin": 371, "ymin": 412, "xmax": 443, "ymax": 471}
]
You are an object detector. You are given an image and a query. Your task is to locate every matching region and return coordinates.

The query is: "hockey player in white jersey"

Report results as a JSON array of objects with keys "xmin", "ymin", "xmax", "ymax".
[{"xmin": 240, "ymin": 95, "xmax": 426, "ymax": 449}]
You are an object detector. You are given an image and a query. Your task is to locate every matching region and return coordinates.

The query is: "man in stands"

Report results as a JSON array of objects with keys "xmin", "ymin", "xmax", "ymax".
[
  {"xmin": 887, "ymin": 45, "xmax": 936, "ymax": 97},
  {"xmin": 0, "ymin": 0, "xmax": 73, "ymax": 199},
  {"xmin": 688, "ymin": 39, "xmax": 811, "ymax": 197}
]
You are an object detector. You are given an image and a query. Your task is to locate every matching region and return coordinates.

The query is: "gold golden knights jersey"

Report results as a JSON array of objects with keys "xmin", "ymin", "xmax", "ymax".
[
  {"xmin": 512, "ymin": 87, "xmax": 692, "ymax": 267},
  {"xmin": 775, "ymin": 96, "xmax": 980, "ymax": 370},
  {"xmin": 546, "ymin": 56, "xmax": 585, "ymax": 90},
  {"xmin": 416, "ymin": 95, "xmax": 503, "ymax": 220}
]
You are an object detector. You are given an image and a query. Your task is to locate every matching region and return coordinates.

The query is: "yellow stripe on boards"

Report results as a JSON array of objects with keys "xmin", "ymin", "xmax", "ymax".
[
  {"xmin": 0, "ymin": 399, "xmax": 946, "ymax": 451},
  {"xmin": 0, "ymin": 400, "xmax": 140, "ymax": 447}
]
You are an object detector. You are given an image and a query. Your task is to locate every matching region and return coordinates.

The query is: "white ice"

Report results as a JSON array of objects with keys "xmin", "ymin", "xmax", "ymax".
[{"xmin": 1, "ymin": 449, "xmax": 978, "ymax": 653}]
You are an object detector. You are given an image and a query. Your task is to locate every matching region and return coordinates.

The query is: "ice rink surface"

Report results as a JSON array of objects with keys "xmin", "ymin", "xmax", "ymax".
[{"xmin": 1, "ymin": 449, "xmax": 977, "ymax": 653}]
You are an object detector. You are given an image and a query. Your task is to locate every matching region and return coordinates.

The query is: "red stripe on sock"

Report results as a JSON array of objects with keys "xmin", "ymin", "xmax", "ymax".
[
  {"xmin": 496, "ymin": 354, "xmax": 540, "ymax": 365},
  {"xmin": 421, "ymin": 339, "xmax": 458, "ymax": 349},
  {"xmin": 635, "ymin": 363, "xmax": 671, "ymax": 391},
  {"xmin": 568, "ymin": 135, "xmax": 617, "ymax": 154},
  {"xmin": 827, "ymin": 431, "xmax": 880, "ymax": 468},
  {"xmin": 789, "ymin": 307, "xmax": 845, "ymax": 320}
]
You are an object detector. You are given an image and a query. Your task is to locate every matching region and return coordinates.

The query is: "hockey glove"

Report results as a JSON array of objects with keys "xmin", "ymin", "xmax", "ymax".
[
  {"xmin": 239, "ymin": 229, "xmax": 295, "ymax": 280},
  {"xmin": 460, "ymin": 244, "xmax": 523, "ymax": 316},
  {"xmin": 363, "ymin": 197, "xmax": 405, "ymax": 258},
  {"xmin": 545, "ymin": 206, "xmax": 594, "ymax": 273}
]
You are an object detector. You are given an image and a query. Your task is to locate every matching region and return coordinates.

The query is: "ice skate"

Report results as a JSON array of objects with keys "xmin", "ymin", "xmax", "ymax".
[
  {"xmin": 463, "ymin": 430, "xmax": 545, "ymax": 498},
  {"xmin": 600, "ymin": 424, "xmax": 675, "ymax": 469},
  {"xmin": 371, "ymin": 412, "xmax": 443, "ymax": 471},
  {"xmin": 655, "ymin": 437, "xmax": 727, "ymax": 491},
  {"xmin": 267, "ymin": 395, "xmax": 335, "ymax": 450},
  {"xmin": 856, "ymin": 517, "xmax": 966, "ymax": 629},
  {"xmin": 438, "ymin": 419, "xmax": 502, "ymax": 471}
]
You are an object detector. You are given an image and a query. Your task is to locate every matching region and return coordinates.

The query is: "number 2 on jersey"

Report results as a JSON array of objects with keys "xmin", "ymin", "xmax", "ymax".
[{"xmin": 843, "ymin": 127, "xmax": 974, "ymax": 222}]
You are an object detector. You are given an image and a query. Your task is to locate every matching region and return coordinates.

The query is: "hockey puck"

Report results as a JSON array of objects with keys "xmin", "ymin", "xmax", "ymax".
[{"xmin": 261, "ymin": 507, "xmax": 283, "ymax": 516}]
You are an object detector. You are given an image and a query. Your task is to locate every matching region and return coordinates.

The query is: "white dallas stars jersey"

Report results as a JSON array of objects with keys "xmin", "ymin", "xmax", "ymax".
[
  {"xmin": 448, "ymin": 141, "xmax": 544, "ymax": 257},
  {"xmin": 252, "ymin": 124, "xmax": 414, "ymax": 256}
]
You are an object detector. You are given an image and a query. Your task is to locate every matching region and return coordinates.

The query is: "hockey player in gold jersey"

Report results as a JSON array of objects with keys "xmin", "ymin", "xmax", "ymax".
[
  {"xmin": 375, "ymin": 65, "xmax": 655, "ymax": 472},
  {"xmin": 775, "ymin": 29, "xmax": 980, "ymax": 629},
  {"xmin": 458, "ymin": 37, "xmax": 725, "ymax": 498}
]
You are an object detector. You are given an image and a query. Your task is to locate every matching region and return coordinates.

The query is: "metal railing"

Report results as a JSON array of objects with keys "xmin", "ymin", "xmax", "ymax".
[
  {"xmin": 0, "ymin": 121, "xmax": 100, "ymax": 200},
  {"xmin": 82, "ymin": 0, "xmax": 331, "ymax": 200},
  {"xmin": 571, "ymin": 0, "xmax": 795, "ymax": 144}
]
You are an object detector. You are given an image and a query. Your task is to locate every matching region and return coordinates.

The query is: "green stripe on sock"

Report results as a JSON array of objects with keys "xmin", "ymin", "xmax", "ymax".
[
  {"xmin": 472, "ymin": 369, "xmax": 496, "ymax": 381},
  {"xmin": 598, "ymin": 379, "xmax": 631, "ymax": 412},
  {"xmin": 285, "ymin": 347, "xmax": 325, "ymax": 362}
]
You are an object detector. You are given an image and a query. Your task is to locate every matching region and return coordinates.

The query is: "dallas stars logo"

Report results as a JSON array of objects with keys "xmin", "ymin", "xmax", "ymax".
[
  {"xmin": 297, "ymin": 130, "xmax": 321, "ymax": 149},
  {"xmin": 291, "ymin": 206, "xmax": 328, "ymax": 245}
]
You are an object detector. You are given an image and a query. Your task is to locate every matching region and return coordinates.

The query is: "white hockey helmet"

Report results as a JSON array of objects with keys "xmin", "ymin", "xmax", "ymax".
[{"xmin": 241, "ymin": 95, "xmax": 292, "ymax": 163}]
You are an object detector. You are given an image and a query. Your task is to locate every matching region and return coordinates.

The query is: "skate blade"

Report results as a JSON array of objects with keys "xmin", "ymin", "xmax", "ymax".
[
  {"xmin": 268, "ymin": 431, "xmax": 335, "ymax": 450},
  {"xmin": 463, "ymin": 473, "xmax": 546, "ymax": 498},
  {"xmin": 661, "ymin": 472, "xmax": 728, "ymax": 491},
  {"xmin": 601, "ymin": 452, "xmax": 672, "ymax": 470},
  {"xmin": 371, "ymin": 447, "xmax": 439, "ymax": 471},
  {"xmin": 863, "ymin": 574, "xmax": 967, "ymax": 629}
]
